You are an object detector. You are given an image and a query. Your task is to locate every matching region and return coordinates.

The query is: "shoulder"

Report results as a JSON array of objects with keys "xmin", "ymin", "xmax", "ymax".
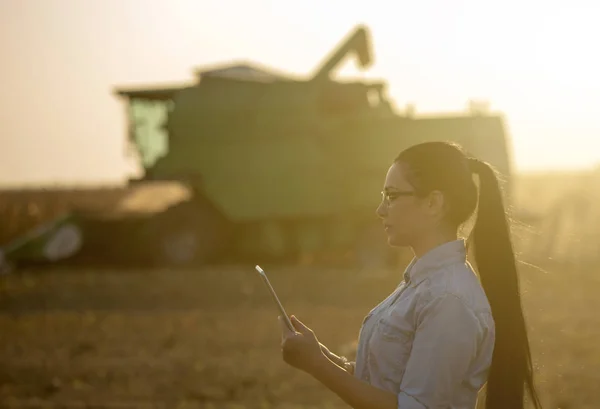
[
  {"xmin": 422, "ymin": 262, "xmax": 491, "ymax": 312},
  {"xmin": 405, "ymin": 262, "xmax": 494, "ymax": 335}
]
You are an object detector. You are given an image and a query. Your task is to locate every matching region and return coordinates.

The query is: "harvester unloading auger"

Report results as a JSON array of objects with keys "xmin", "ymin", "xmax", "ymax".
[
  {"xmin": 0, "ymin": 25, "xmax": 514, "ymax": 271},
  {"xmin": 310, "ymin": 25, "xmax": 372, "ymax": 81}
]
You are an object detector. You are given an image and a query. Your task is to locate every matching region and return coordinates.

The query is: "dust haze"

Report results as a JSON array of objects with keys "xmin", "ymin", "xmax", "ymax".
[{"xmin": 1, "ymin": 3, "xmax": 600, "ymax": 409}]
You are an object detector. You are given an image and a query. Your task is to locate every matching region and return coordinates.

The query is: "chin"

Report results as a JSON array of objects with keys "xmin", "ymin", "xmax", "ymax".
[{"xmin": 386, "ymin": 234, "xmax": 410, "ymax": 248}]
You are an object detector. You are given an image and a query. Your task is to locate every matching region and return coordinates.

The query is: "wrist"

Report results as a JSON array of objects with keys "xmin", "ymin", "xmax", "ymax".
[{"xmin": 307, "ymin": 350, "xmax": 332, "ymax": 376}]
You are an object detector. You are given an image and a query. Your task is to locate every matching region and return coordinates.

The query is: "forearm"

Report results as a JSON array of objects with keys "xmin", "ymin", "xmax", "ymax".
[{"xmin": 309, "ymin": 355, "xmax": 397, "ymax": 409}]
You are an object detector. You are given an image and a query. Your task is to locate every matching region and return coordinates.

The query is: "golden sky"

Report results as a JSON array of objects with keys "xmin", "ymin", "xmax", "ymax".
[{"xmin": 1, "ymin": 0, "xmax": 599, "ymax": 186}]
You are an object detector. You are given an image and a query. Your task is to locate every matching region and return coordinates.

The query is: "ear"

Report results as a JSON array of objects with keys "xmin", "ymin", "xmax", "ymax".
[{"xmin": 427, "ymin": 190, "xmax": 446, "ymax": 219}]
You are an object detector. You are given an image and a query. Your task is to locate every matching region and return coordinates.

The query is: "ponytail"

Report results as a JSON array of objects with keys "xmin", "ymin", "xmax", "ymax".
[{"xmin": 469, "ymin": 158, "xmax": 542, "ymax": 409}]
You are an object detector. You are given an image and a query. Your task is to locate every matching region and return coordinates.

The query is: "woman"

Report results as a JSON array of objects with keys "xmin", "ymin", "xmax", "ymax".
[{"xmin": 278, "ymin": 141, "xmax": 542, "ymax": 409}]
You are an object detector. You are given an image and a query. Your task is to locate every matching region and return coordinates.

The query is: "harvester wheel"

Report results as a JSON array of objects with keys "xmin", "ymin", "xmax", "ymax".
[
  {"xmin": 0, "ymin": 249, "xmax": 12, "ymax": 274},
  {"xmin": 149, "ymin": 198, "xmax": 230, "ymax": 268}
]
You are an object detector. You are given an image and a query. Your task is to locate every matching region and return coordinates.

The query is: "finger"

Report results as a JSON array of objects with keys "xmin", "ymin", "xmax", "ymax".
[{"xmin": 290, "ymin": 315, "xmax": 311, "ymax": 334}]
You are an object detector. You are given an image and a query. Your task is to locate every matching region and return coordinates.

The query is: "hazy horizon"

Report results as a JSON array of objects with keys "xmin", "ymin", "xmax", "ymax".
[{"xmin": 2, "ymin": 0, "xmax": 600, "ymax": 188}]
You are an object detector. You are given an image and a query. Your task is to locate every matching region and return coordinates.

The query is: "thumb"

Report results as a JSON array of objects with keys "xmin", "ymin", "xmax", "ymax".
[
  {"xmin": 278, "ymin": 316, "xmax": 293, "ymax": 334},
  {"xmin": 290, "ymin": 315, "xmax": 311, "ymax": 334}
]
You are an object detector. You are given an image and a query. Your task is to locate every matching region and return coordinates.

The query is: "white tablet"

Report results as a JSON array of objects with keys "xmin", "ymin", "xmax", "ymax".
[{"xmin": 255, "ymin": 265, "xmax": 295, "ymax": 332}]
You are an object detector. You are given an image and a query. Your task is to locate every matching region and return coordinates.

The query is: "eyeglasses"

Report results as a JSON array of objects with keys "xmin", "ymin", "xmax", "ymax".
[{"xmin": 380, "ymin": 190, "xmax": 416, "ymax": 206}]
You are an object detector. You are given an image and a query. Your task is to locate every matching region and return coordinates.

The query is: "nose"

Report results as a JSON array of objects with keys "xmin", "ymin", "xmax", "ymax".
[{"xmin": 376, "ymin": 200, "xmax": 387, "ymax": 219}]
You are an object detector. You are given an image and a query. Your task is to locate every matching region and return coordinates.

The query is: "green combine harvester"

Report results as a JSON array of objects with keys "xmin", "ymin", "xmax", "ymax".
[{"xmin": 0, "ymin": 25, "xmax": 513, "ymax": 270}]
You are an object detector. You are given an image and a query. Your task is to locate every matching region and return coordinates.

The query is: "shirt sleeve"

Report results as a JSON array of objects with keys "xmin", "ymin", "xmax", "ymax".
[{"xmin": 396, "ymin": 293, "xmax": 482, "ymax": 409}]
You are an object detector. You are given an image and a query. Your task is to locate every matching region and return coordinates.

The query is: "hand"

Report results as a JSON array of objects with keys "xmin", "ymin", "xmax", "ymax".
[{"xmin": 278, "ymin": 315, "xmax": 325, "ymax": 374}]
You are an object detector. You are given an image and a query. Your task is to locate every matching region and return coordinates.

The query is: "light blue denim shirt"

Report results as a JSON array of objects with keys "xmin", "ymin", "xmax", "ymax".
[{"xmin": 353, "ymin": 239, "xmax": 495, "ymax": 409}]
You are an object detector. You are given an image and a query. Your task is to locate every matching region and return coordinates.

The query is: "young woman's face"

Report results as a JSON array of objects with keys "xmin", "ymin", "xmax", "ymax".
[{"xmin": 376, "ymin": 162, "xmax": 433, "ymax": 247}]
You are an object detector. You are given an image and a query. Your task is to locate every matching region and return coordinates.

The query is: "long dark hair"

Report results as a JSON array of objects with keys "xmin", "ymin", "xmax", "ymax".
[{"xmin": 395, "ymin": 141, "xmax": 542, "ymax": 409}]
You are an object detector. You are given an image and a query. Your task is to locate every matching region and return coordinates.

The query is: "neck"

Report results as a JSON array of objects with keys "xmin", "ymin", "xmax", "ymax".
[{"xmin": 411, "ymin": 230, "xmax": 458, "ymax": 258}]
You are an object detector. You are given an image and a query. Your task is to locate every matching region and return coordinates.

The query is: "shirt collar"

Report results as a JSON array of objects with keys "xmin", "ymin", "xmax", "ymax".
[{"xmin": 402, "ymin": 239, "xmax": 467, "ymax": 286}]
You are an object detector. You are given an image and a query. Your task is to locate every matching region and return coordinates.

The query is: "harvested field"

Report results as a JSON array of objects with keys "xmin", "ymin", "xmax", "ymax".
[{"xmin": 0, "ymin": 256, "xmax": 599, "ymax": 409}]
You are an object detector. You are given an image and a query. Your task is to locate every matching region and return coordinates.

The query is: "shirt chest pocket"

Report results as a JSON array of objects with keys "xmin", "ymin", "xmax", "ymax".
[{"xmin": 369, "ymin": 317, "xmax": 414, "ymax": 385}]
